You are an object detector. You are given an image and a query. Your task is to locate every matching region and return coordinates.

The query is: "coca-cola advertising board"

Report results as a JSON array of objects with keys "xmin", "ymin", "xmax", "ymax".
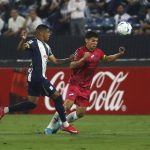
[{"xmin": 0, "ymin": 67, "xmax": 150, "ymax": 115}]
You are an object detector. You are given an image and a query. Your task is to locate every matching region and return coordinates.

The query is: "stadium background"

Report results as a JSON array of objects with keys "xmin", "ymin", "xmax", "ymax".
[
  {"xmin": 0, "ymin": 0, "xmax": 150, "ymax": 123},
  {"xmin": 0, "ymin": 1, "xmax": 150, "ymax": 149},
  {"xmin": 0, "ymin": 34, "xmax": 150, "ymax": 115}
]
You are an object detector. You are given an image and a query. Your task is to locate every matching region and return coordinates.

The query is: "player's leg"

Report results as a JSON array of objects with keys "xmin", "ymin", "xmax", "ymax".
[
  {"xmin": 45, "ymin": 84, "xmax": 78, "ymax": 132},
  {"xmin": 50, "ymin": 91, "xmax": 69, "ymax": 127},
  {"xmin": 50, "ymin": 92, "xmax": 79, "ymax": 134},
  {"xmin": 45, "ymin": 87, "xmax": 89, "ymax": 134},
  {"xmin": 65, "ymin": 94, "xmax": 89, "ymax": 123},
  {"xmin": 44, "ymin": 84, "xmax": 78, "ymax": 134},
  {"xmin": 46, "ymin": 99, "xmax": 74, "ymax": 127},
  {"xmin": 45, "ymin": 99, "xmax": 86, "ymax": 134},
  {"xmin": 0, "ymin": 96, "xmax": 39, "ymax": 119},
  {"xmin": 0, "ymin": 81, "xmax": 42, "ymax": 119},
  {"xmin": 65, "ymin": 95, "xmax": 87, "ymax": 123},
  {"xmin": 42, "ymin": 80, "xmax": 79, "ymax": 134},
  {"xmin": 45, "ymin": 99, "xmax": 75, "ymax": 134},
  {"xmin": 67, "ymin": 105, "xmax": 86, "ymax": 123}
]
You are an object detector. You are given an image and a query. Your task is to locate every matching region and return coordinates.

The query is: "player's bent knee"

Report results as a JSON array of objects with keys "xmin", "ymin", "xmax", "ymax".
[
  {"xmin": 76, "ymin": 107, "xmax": 86, "ymax": 118},
  {"xmin": 28, "ymin": 96, "xmax": 39, "ymax": 104},
  {"xmin": 64, "ymin": 100, "xmax": 74, "ymax": 111},
  {"xmin": 64, "ymin": 105, "xmax": 71, "ymax": 112},
  {"xmin": 77, "ymin": 113, "xmax": 85, "ymax": 118},
  {"xmin": 51, "ymin": 91, "xmax": 60, "ymax": 100}
]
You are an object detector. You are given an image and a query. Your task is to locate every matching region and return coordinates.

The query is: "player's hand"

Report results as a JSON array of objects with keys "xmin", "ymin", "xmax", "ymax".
[
  {"xmin": 21, "ymin": 29, "xmax": 27, "ymax": 40},
  {"xmin": 119, "ymin": 47, "xmax": 125, "ymax": 55},
  {"xmin": 83, "ymin": 52, "xmax": 90, "ymax": 60}
]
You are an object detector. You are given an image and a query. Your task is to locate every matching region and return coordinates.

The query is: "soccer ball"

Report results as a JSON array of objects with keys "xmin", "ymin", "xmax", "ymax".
[{"xmin": 116, "ymin": 21, "xmax": 132, "ymax": 35}]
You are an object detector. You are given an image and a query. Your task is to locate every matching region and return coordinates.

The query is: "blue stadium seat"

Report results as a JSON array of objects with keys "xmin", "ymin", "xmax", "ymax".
[
  {"xmin": 85, "ymin": 17, "xmax": 115, "ymax": 33},
  {"xmin": 101, "ymin": 17, "xmax": 115, "ymax": 32},
  {"xmin": 85, "ymin": 17, "xmax": 103, "ymax": 31},
  {"xmin": 128, "ymin": 17, "xmax": 140, "ymax": 29}
]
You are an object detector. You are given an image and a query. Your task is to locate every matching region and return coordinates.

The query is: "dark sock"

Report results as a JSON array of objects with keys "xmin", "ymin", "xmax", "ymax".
[
  {"xmin": 53, "ymin": 96, "xmax": 66, "ymax": 122},
  {"xmin": 9, "ymin": 101, "xmax": 36, "ymax": 113}
]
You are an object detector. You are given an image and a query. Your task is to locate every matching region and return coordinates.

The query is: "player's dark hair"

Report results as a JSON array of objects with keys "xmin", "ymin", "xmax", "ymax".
[
  {"xmin": 85, "ymin": 31, "xmax": 99, "ymax": 39},
  {"xmin": 36, "ymin": 24, "xmax": 49, "ymax": 31}
]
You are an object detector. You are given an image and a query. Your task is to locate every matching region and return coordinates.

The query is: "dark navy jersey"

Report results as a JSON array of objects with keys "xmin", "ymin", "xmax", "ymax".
[{"xmin": 25, "ymin": 38, "xmax": 53, "ymax": 82}]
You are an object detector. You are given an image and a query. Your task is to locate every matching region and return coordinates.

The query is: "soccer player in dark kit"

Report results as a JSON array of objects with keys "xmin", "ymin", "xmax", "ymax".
[{"xmin": 0, "ymin": 24, "xmax": 78, "ymax": 134}]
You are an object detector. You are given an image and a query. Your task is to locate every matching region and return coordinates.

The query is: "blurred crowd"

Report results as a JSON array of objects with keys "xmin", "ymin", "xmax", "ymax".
[{"xmin": 0, "ymin": 0, "xmax": 150, "ymax": 37}]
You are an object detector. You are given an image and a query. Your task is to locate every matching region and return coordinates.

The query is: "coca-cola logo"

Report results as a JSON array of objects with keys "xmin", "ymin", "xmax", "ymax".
[{"xmin": 44, "ymin": 71, "xmax": 128, "ymax": 112}]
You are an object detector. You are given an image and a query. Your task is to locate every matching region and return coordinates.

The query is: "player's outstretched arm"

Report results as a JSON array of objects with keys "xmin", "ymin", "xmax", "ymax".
[
  {"xmin": 104, "ymin": 47, "xmax": 125, "ymax": 62},
  {"xmin": 70, "ymin": 52, "xmax": 90, "ymax": 69},
  {"xmin": 17, "ymin": 30, "xmax": 30, "ymax": 51},
  {"xmin": 48, "ymin": 55, "xmax": 71, "ymax": 65}
]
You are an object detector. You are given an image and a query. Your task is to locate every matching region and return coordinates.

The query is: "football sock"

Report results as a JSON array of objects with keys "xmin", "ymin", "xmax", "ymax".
[
  {"xmin": 62, "ymin": 121, "xmax": 69, "ymax": 127},
  {"xmin": 47, "ymin": 112, "xmax": 60, "ymax": 129},
  {"xmin": 47, "ymin": 111, "xmax": 79, "ymax": 129},
  {"xmin": 67, "ymin": 111, "xmax": 78, "ymax": 123},
  {"xmin": 53, "ymin": 96, "xmax": 67, "ymax": 123},
  {"xmin": 4, "ymin": 107, "xmax": 9, "ymax": 114},
  {"xmin": 9, "ymin": 101, "xmax": 36, "ymax": 113}
]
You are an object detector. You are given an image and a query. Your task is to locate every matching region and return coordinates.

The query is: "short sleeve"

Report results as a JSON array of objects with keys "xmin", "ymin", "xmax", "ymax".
[
  {"xmin": 100, "ymin": 50, "xmax": 105, "ymax": 58},
  {"xmin": 99, "ymin": 49, "xmax": 106, "ymax": 62},
  {"xmin": 48, "ymin": 46, "xmax": 53, "ymax": 56},
  {"xmin": 25, "ymin": 40, "xmax": 34, "ymax": 51}
]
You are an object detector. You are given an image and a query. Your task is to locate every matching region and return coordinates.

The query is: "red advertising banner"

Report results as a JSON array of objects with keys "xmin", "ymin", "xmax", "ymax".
[{"xmin": 0, "ymin": 67, "xmax": 150, "ymax": 115}]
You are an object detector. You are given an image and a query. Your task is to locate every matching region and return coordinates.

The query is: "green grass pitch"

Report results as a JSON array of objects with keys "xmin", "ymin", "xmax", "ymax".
[{"xmin": 0, "ymin": 115, "xmax": 150, "ymax": 150}]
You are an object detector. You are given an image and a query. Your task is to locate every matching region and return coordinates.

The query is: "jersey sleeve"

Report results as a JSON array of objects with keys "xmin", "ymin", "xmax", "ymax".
[
  {"xmin": 25, "ymin": 40, "xmax": 33, "ymax": 51},
  {"xmin": 48, "ymin": 45, "xmax": 53, "ymax": 56},
  {"xmin": 99, "ymin": 49, "xmax": 107, "ymax": 62}
]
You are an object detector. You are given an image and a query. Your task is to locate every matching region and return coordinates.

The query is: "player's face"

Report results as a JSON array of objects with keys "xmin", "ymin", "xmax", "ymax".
[
  {"xmin": 85, "ymin": 37, "xmax": 98, "ymax": 51},
  {"xmin": 43, "ymin": 29, "xmax": 52, "ymax": 41}
]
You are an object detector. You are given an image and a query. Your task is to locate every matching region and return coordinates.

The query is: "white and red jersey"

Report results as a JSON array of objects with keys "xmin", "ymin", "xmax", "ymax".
[{"xmin": 69, "ymin": 46, "xmax": 105, "ymax": 88}]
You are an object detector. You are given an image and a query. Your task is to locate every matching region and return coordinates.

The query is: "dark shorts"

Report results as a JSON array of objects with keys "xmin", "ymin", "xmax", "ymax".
[{"xmin": 28, "ymin": 78, "xmax": 56, "ymax": 97}]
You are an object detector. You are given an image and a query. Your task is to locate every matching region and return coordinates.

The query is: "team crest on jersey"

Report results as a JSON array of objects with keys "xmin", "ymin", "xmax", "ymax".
[
  {"xmin": 91, "ymin": 55, "xmax": 95, "ymax": 58},
  {"xmin": 69, "ymin": 93, "xmax": 74, "ymax": 96}
]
